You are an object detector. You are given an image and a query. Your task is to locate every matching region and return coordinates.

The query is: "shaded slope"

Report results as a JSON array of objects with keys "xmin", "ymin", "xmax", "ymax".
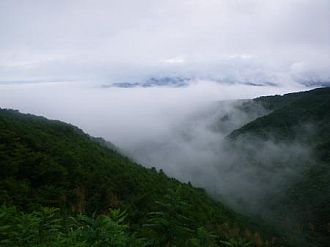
[
  {"xmin": 227, "ymin": 87, "xmax": 330, "ymax": 246},
  {"xmin": 0, "ymin": 109, "xmax": 277, "ymax": 246},
  {"xmin": 230, "ymin": 87, "xmax": 330, "ymax": 140}
]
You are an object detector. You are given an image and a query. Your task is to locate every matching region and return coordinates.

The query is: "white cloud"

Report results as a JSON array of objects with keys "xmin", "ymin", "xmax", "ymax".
[
  {"xmin": 160, "ymin": 56, "xmax": 185, "ymax": 64},
  {"xmin": 0, "ymin": 0, "xmax": 329, "ymax": 84}
]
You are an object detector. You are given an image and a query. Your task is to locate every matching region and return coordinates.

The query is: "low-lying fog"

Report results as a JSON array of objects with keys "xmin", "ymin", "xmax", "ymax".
[
  {"xmin": 0, "ymin": 80, "xmax": 304, "ymax": 145},
  {"xmin": 0, "ymin": 80, "xmax": 312, "ymax": 213}
]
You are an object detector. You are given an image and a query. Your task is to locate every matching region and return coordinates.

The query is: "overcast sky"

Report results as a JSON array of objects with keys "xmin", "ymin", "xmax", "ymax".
[{"xmin": 0, "ymin": 0, "xmax": 329, "ymax": 84}]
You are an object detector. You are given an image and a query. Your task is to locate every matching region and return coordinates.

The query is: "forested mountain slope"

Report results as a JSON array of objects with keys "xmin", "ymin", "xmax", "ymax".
[
  {"xmin": 227, "ymin": 87, "xmax": 330, "ymax": 247},
  {"xmin": 230, "ymin": 87, "xmax": 330, "ymax": 140},
  {"xmin": 0, "ymin": 109, "xmax": 276, "ymax": 246},
  {"xmin": 1, "ymin": 87, "xmax": 328, "ymax": 247}
]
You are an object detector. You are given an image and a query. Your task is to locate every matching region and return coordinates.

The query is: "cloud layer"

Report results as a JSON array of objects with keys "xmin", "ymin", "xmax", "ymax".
[{"xmin": 0, "ymin": 0, "xmax": 329, "ymax": 84}]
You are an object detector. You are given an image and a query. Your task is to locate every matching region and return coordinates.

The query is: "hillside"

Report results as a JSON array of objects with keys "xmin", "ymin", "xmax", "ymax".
[
  {"xmin": 230, "ymin": 87, "xmax": 330, "ymax": 140},
  {"xmin": 227, "ymin": 87, "xmax": 330, "ymax": 247},
  {"xmin": 0, "ymin": 109, "xmax": 276, "ymax": 247},
  {"xmin": 1, "ymin": 87, "xmax": 329, "ymax": 247}
]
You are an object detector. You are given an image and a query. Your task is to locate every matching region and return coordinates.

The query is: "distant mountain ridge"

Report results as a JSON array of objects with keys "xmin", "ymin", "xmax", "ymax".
[
  {"xmin": 102, "ymin": 76, "xmax": 279, "ymax": 88},
  {"xmin": 102, "ymin": 76, "xmax": 190, "ymax": 88}
]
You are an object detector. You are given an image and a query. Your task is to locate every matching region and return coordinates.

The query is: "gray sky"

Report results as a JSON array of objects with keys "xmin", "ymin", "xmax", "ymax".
[{"xmin": 0, "ymin": 0, "xmax": 329, "ymax": 84}]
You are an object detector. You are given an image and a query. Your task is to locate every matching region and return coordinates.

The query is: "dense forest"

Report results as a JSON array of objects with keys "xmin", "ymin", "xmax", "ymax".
[
  {"xmin": 0, "ymin": 108, "xmax": 277, "ymax": 246},
  {"xmin": 1, "ymin": 87, "xmax": 329, "ymax": 246},
  {"xmin": 228, "ymin": 87, "xmax": 330, "ymax": 246}
]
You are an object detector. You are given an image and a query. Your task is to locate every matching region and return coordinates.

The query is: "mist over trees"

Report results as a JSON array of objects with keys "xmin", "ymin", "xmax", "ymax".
[
  {"xmin": 125, "ymin": 88, "xmax": 330, "ymax": 246},
  {"xmin": 1, "ymin": 87, "xmax": 329, "ymax": 246},
  {"xmin": 1, "ymin": 107, "xmax": 283, "ymax": 247},
  {"xmin": 1, "ymin": 0, "xmax": 329, "ymax": 246}
]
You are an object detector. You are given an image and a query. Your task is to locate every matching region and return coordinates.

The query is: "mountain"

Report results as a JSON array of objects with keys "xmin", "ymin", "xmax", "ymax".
[
  {"xmin": 297, "ymin": 79, "xmax": 330, "ymax": 88},
  {"xmin": 1, "ymin": 87, "xmax": 329, "ymax": 247},
  {"xmin": 103, "ymin": 76, "xmax": 190, "ymax": 88},
  {"xmin": 0, "ymin": 109, "xmax": 278, "ymax": 247},
  {"xmin": 226, "ymin": 87, "xmax": 330, "ymax": 246},
  {"xmin": 230, "ymin": 87, "xmax": 330, "ymax": 139},
  {"xmin": 103, "ymin": 76, "xmax": 278, "ymax": 88}
]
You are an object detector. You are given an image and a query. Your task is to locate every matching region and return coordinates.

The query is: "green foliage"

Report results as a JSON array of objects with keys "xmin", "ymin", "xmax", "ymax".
[
  {"xmin": 142, "ymin": 188, "xmax": 195, "ymax": 246},
  {"xmin": 220, "ymin": 238, "xmax": 253, "ymax": 247},
  {"xmin": 188, "ymin": 227, "xmax": 217, "ymax": 247},
  {"xmin": 0, "ymin": 108, "xmax": 274, "ymax": 246},
  {"xmin": 0, "ymin": 205, "xmax": 143, "ymax": 247}
]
